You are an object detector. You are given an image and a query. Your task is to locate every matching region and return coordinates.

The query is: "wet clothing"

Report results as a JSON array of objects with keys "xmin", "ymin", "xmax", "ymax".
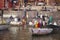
[
  {"xmin": 49, "ymin": 16, "xmax": 53, "ymax": 22},
  {"xmin": 35, "ymin": 22, "xmax": 41, "ymax": 28},
  {"xmin": 35, "ymin": 22, "xmax": 38, "ymax": 28},
  {"xmin": 38, "ymin": 22, "xmax": 41, "ymax": 28}
]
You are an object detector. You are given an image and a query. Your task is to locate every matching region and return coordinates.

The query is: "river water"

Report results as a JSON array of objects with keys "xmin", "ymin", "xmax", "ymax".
[{"xmin": 0, "ymin": 26, "xmax": 60, "ymax": 40}]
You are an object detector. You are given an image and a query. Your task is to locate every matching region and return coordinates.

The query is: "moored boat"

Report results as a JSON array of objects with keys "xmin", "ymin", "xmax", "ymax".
[
  {"xmin": 0, "ymin": 25, "xmax": 9, "ymax": 30},
  {"xmin": 29, "ymin": 28, "xmax": 53, "ymax": 35}
]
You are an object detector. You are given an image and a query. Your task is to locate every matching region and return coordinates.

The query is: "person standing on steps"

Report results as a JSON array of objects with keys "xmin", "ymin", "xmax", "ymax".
[{"xmin": 24, "ymin": 0, "xmax": 28, "ymax": 7}]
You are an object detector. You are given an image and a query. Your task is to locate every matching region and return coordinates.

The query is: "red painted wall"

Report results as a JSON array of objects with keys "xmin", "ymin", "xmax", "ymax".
[
  {"xmin": 0, "ymin": 0, "xmax": 4, "ymax": 9},
  {"xmin": 8, "ymin": 0, "xmax": 19, "ymax": 8}
]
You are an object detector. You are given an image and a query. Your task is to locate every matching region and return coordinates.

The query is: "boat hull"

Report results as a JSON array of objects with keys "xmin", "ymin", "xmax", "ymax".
[
  {"xmin": 29, "ymin": 28, "xmax": 53, "ymax": 35},
  {"xmin": 0, "ymin": 25, "xmax": 9, "ymax": 30}
]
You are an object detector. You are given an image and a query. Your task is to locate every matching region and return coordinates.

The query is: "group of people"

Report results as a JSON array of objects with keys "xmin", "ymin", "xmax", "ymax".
[{"xmin": 29, "ymin": 14, "xmax": 53, "ymax": 28}]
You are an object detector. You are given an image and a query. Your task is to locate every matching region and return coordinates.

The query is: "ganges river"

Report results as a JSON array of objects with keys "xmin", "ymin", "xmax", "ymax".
[{"xmin": 0, "ymin": 25, "xmax": 60, "ymax": 40}]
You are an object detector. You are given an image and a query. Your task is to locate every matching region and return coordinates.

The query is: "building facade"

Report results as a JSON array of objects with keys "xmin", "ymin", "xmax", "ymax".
[
  {"xmin": 0, "ymin": 0, "xmax": 4, "ymax": 9},
  {"xmin": 20, "ymin": 0, "xmax": 60, "ymax": 6},
  {"xmin": 0, "ymin": 0, "xmax": 60, "ymax": 9}
]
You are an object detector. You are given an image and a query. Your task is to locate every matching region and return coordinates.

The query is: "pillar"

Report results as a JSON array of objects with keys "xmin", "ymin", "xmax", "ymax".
[{"xmin": 45, "ymin": 0, "xmax": 56, "ymax": 5}]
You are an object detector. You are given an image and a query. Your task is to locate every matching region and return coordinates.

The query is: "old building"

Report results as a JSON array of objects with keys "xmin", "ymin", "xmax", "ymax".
[
  {"xmin": 0, "ymin": 0, "xmax": 4, "ymax": 9},
  {"xmin": 0, "ymin": 0, "xmax": 60, "ymax": 9},
  {"xmin": 20, "ymin": 0, "xmax": 60, "ymax": 6}
]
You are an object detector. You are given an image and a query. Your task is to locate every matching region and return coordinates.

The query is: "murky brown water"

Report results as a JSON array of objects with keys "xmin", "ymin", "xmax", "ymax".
[{"xmin": 0, "ymin": 26, "xmax": 60, "ymax": 40}]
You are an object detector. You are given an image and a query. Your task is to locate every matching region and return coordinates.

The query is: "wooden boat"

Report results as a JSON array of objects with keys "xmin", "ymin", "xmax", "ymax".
[
  {"xmin": 46, "ymin": 25, "xmax": 60, "ymax": 32},
  {"xmin": 29, "ymin": 28, "xmax": 53, "ymax": 35},
  {"xmin": 0, "ymin": 25, "xmax": 9, "ymax": 30},
  {"xmin": 10, "ymin": 21, "xmax": 22, "ymax": 26}
]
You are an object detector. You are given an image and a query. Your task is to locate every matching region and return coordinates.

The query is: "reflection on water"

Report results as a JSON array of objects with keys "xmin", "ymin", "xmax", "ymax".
[
  {"xmin": 32, "ymin": 33, "xmax": 60, "ymax": 40},
  {"xmin": 9, "ymin": 27, "xmax": 19, "ymax": 34},
  {"xmin": 0, "ymin": 26, "xmax": 60, "ymax": 40}
]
